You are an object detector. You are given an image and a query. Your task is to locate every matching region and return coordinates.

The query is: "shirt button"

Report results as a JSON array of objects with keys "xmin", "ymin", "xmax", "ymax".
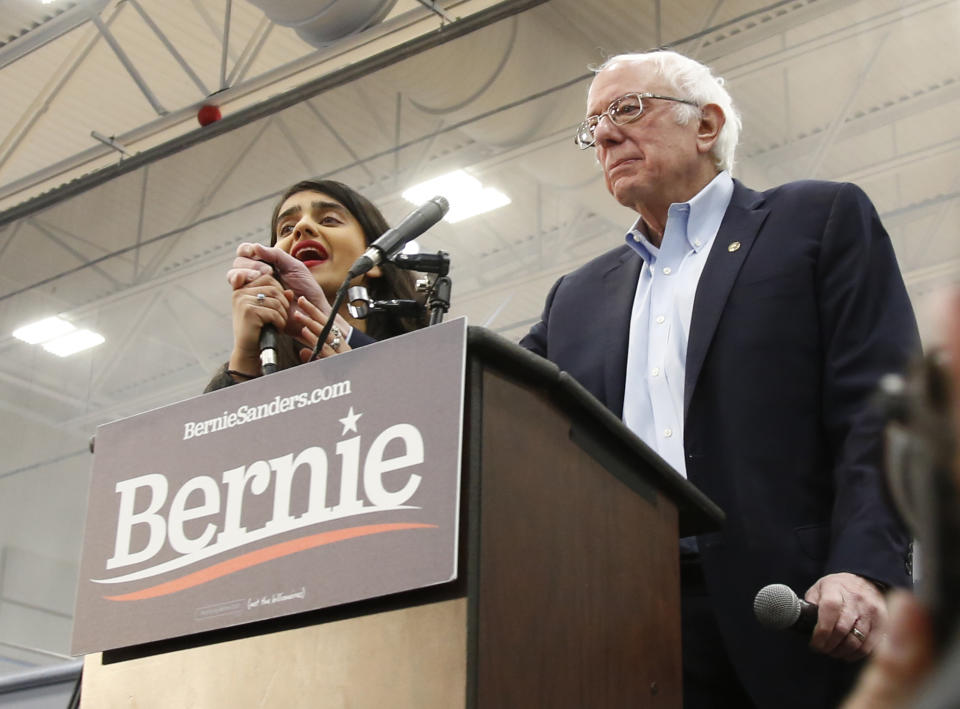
[
  {"xmin": 633, "ymin": 233, "xmax": 642, "ymax": 242},
  {"xmin": 656, "ymin": 315, "xmax": 665, "ymax": 324},
  {"xmin": 651, "ymin": 367, "xmax": 660, "ymax": 376},
  {"xmin": 662, "ymin": 267, "xmax": 672, "ymax": 275},
  {"xmin": 694, "ymin": 239, "xmax": 702, "ymax": 247},
  {"xmin": 664, "ymin": 428, "xmax": 673, "ymax": 438}
]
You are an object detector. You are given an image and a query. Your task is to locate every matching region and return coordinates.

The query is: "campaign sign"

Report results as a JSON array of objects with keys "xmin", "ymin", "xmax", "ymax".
[{"xmin": 71, "ymin": 318, "xmax": 466, "ymax": 655}]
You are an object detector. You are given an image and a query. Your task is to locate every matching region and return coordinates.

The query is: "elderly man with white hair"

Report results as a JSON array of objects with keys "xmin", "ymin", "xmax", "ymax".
[{"xmin": 521, "ymin": 49, "xmax": 917, "ymax": 707}]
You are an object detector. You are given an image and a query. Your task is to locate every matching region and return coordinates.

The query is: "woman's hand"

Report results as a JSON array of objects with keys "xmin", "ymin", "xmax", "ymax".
[
  {"xmin": 290, "ymin": 296, "xmax": 354, "ymax": 361},
  {"xmin": 227, "ymin": 270, "xmax": 290, "ymax": 376},
  {"xmin": 229, "ymin": 242, "xmax": 335, "ymax": 316}
]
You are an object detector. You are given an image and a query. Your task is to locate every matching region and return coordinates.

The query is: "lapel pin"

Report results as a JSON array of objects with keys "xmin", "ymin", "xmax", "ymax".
[{"xmin": 727, "ymin": 241, "xmax": 741, "ymax": 252}]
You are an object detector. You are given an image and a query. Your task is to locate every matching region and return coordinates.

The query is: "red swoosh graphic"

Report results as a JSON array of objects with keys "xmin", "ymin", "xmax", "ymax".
[{"xmin": 103, "ymin": 522, "xmax": 436, "ymax": 602}]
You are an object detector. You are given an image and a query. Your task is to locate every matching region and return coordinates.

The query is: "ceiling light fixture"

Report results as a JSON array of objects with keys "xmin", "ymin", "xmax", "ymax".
[
  {"xmin": 13, "ymin": 316, "xmax": 104, "ymax": 356},
  {"xmin": 42, "ymin": 330, "xmax": 106, "ymax": 357},
  {"xmin": 402, "ymin": 170, "xmax": 510, "ymax": 224},
  {"xmin": 13, "ymin": 316, "xmax": 75, "ymax": 344}
]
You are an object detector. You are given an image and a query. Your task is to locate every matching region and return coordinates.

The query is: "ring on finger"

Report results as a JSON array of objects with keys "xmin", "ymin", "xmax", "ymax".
[
  {"xmin": 329, "ymin": 326, "xmax": 342, "ymax": 350},
  {"xmin": 256, "ymin": 293, "xmax": 266, "ymax": 303},
  {"xmin": 850, "ymin": 627, "xmax": 866, "ymax": 643}
]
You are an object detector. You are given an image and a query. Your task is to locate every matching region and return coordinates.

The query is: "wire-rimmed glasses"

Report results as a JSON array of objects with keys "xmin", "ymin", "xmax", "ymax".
[{"xmin": 574, "ymin": 92, "xmax": 700, "ymax": 149}]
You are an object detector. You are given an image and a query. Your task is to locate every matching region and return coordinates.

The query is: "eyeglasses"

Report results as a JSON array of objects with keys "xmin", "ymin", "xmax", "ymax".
[{"xmin": 574, "ymin": 92, "xmax": 700, "ymax": 149}]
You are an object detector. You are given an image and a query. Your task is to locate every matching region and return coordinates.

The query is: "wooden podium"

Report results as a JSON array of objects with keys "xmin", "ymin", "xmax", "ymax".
[{"xmin": 80, "ymin": 326, "xmax": 722, "ymax": 708}]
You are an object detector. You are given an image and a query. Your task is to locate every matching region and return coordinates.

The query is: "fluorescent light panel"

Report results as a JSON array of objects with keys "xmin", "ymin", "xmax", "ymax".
[
  {"xmin": 13, "ymin": 315, "xmax": 105, "ymax": 356},
  {"xmin": 42, "ymin": 330, "xmax": 105, "ymax": 357},
  {"xmin": 402, "ymin": 170, "xmax": 510, "ymax": 224},
  {"xmin": 13, "ymin": 316, "xmax": 75, "ymax": 344}
]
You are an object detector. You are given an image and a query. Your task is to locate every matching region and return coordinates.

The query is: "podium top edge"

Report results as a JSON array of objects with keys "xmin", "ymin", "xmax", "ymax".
[{"xmin": 465, "ymin": 326, "xmax": 724, "ymax": 536}]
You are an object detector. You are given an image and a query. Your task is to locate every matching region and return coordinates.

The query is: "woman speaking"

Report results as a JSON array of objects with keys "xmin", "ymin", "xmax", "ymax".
[{"xmin": 206, "ymin": 179, "xmax": 425, "ymax": 391}]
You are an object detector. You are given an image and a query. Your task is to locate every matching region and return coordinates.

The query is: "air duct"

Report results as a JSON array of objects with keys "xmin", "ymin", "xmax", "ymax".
[{"xmin": 246, "ymin": 0, "xmax": 400, "ymax": 48}]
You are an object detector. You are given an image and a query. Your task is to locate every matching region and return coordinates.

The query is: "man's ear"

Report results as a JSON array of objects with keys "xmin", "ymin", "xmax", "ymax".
[{"xmin": 696, "ymin": 103, "xmax": 725, "ymax": 155}]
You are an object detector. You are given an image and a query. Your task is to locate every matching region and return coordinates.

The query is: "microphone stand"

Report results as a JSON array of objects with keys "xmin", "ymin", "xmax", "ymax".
[
  {"xmin": 427, "ymin": 275, "xmax": 451, "ymax": 325},
  {"xmin": 347, "ymin": 293, "xmax": 424, "ymax": 320},
  {"xmin": 312, "ymin": 250, "xmax": 454, "ymax": 361},
  {"xmin": 308, "ymin": 272, "xmax": 351, "ymax": 362},
  {"xmin": 393, "ymin": 251, "xmax": 452, "ymax": 326}
]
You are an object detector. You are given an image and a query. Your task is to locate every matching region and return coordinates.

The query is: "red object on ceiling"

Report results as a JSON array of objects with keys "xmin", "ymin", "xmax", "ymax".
[{"xmin": 197, "ymin": 104, "xmax": 222, "ymax": 127}]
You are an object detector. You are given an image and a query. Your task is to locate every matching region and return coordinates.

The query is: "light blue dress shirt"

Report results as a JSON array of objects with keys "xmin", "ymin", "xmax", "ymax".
[{"xmin": 622, "ymin": 171, "xmax": 734, "ymax": 479}]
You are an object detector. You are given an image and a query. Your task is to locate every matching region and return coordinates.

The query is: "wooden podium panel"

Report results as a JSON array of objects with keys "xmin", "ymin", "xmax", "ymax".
[
  {"xmin": 472, "ymin": 369, "xmax": 681, "ymax": 708},
  {"xmin": 81, "ymin": 598, "xmax": 467, "ymax": 708}
]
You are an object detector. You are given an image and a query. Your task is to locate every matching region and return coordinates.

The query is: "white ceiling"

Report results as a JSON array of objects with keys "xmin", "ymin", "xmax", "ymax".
[{"xmin": 0, "ymin": 0, "xmax": 957, "ymax": 672}]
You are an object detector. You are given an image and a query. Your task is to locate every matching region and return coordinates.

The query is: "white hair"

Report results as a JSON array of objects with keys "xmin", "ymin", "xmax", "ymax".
[{"xmin": 596, "ymin": 50, "xmax": 742, "ymax": 173}]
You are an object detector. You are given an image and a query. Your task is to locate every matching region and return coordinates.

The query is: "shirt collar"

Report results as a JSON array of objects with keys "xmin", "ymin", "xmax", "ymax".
[
  {"xmin": 685, "ymin": 170, "xmax": 733, "ymax": 252},
  {"xmin": 625, "ymin": 218, "xmax": 659, "ymax": 263},
  {"xmin": 624, "ymin": 171, "xmax": 734, "ymax": 259}
]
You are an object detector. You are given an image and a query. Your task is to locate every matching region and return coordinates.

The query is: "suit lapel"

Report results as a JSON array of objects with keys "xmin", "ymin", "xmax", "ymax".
[
  {"xmin": 684, "ymin": 182, "xmax": 769, "ymax": 418},
  {"xmin": 603, "ymin": 247, "xmax": 643, "ymax": 418}
]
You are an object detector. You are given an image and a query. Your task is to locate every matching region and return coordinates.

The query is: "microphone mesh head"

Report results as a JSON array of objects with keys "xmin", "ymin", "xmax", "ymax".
[
  {"xmin": 753, "ymin": 584, "xmax": 801, "ymax": 630},
  {"xmin": 432, "ymin": 195, "xmax": 450, "ymax": 213}
]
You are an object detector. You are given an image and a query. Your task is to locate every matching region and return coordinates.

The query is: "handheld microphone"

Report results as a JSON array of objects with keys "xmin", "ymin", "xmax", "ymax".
[
  {"xmin": 348, "ymin": 196, "xmax": 449, "ymax": 278},
  {"xmin": 753, "ymin": 584, "xmax": 818, "ymax": 633},
  {"xmin": 259, "ymin": 264, "xmax": 281, "ymax": 375},
  {"xmin": 259, "ymin": 324, "xmax": 278, "ymax": 375}
]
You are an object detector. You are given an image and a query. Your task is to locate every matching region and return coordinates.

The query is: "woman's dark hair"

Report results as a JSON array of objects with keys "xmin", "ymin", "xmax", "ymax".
[{"xmin": 268, "ymin": 179, "xmax": 426, "ymax": 368}]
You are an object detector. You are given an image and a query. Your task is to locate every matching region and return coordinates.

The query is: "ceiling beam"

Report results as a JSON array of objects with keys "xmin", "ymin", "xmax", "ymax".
[
  {"xmin": 26, "ymin": 218, "xmax": 122, "ymax": 290},
  {"xmin": 302, "ymin": 100, "xmax": 377, "ymax": 184},
  {"xmin": 88, "ymin": 287, "xmax": 167, "ymax": 393},
  {"xmin": 0, "ymin": 8, "xmax": 117, "ymax": 175},
  {"xmin": 685, "ymin": 0, "xmax": 864, "ymax": 62},
  {"xmin": 91, "ymin": 13, "xmax": 168, "ymax": 116},
  {"xmin": 136, "ymin": 117, "xmax": 276, "ymax": 282},
  {"xmin": 190, "ymin": 0, "xmax": 240, "ymax": 64},
  {"xmin": 714, "ymin": 0, "xmax": 950, "ymax": 79},
  {"xmin": 0, "ymin": 0, "xmax": 110, "ymax": 71},
  {"xmin": 133, "ymin": 166, "xmax": 149, "ymax": 280},
  {"xmin": 807, "ymin": 31, "xmax": 888, "ymax": 178},
  {"xmin": 0, "ymin": 367, "xmax": 111, "ymax": 418},
  {"xmin": 838, "ymin": 136, "xmax": 960, "ymax": 184},
  {"xmin": 220, "ymin": 0, "xmax": 233, "ymax": 91},
  {"xmin": 275, "ymin": 116, "xmax": 319, "ymax": 175},
  {"xmin": 743, "ymin": 80, "xmax": 960, "ymax": 166},
  {"xmin": 0, "ymin": 0, "xmax": 548, "ymax": 221},
  {"xmin": 127, "ymin": 0, "xmax": 211, "ymax": 98},
  {"xmin": 228, "ymin": 15, "xmax": 274, "ymax": 87}
]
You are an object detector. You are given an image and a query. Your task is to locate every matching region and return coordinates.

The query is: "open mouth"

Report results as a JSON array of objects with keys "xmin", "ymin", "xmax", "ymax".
[{"xmin": 291, "ymin": 240, "xmax": 329, "ymax": 267}]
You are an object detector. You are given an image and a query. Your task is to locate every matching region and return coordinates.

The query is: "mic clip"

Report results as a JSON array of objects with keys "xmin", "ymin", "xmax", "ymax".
[
  {"xmin": 401, "ymin": 250, "xmax": 452, "ymax": 326},
  {"xmin": 347, "ymin": 286, "xmax": 424, "ymax": 320},
  {"xmin": 392, "ymin": 252, "xmax": 450, "ymax": 276},
  {"xmin": 348, "ymin": 250, "xmax": 453, "ymax": 326}
]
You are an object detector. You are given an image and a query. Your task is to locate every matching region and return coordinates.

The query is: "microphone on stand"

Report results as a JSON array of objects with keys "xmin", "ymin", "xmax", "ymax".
[
  {"xmin": 347, "ymin": 196, "xmax": 449, "ymax": 278},
  {"xmin": 309, "ymin": 196, "xmax": 449, "ymax": 362}
]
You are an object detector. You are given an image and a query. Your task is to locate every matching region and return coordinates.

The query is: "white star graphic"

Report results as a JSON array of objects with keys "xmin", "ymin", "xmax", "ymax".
[{"xmin": 339, "ymin": 406, "xmax": 362, "ymax": 435}]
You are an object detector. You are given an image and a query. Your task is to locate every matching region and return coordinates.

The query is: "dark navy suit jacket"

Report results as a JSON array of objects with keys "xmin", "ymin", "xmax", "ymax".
[{"xmin": 520, "ymin": 179, "xmax": 917, "ymax": 707}]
